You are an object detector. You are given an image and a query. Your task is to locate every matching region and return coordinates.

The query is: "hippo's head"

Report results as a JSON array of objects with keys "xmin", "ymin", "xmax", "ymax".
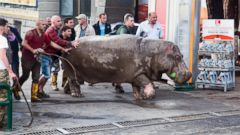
[{"xmin": 151, "ymin": 41, "xmax": 192, "ymax": 84}]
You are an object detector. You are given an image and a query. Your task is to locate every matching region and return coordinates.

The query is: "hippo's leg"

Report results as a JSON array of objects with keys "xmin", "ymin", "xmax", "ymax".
[
  {"xmin": 132, "ymin": 74, "xmax": 155, "ymax": 100},
  {"xmin": 132, "ymin": 85, "xmax": 142, "ymax": 100},
  {"xmin": 68, "ymin": 78, "xmax": 83, "ymax": 97},
  {"xmin": 143, "ymin": 83, "xmax": 155, "ymax": 99},
  {"xmin": 115, "ymin": 83, "xmax": 124, "ymax": 93},
  {"xmin": 63, "ymin": 79, "xmax": 70, "ymax": 94}
]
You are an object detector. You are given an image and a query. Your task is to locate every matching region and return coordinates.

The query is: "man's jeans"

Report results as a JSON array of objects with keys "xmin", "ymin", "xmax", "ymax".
[{"xmin": 40, "ymin": 55, "xmax": 52, "ymax": 79}]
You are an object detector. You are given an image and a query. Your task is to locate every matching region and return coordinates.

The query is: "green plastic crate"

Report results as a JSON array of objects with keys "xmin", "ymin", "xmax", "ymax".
[
  {"xmin": 0, "ymin": 83, "xmax": 12, "ymax": 131},
  {"xmin": 174, "ymin": 83, "xmax": 194, "ymax": 91}
]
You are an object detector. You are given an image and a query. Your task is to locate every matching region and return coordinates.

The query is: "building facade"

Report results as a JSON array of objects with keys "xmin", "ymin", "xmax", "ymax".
[{"xmin": 0, "ymin": 0, "xmax": 59, "ymax": 37}]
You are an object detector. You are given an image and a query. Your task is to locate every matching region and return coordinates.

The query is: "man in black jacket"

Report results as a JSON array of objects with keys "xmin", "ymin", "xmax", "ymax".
[
  {"xmin": 9, "ymin": 26, "xmax": 22, "ymax": 78},
  {"xmin": 63, "ymin": 17, "xmax": 76, "ymax": 41},
  {"xmin": 93, "ymin": 13, "xmax": 111, "ymax": 36}
]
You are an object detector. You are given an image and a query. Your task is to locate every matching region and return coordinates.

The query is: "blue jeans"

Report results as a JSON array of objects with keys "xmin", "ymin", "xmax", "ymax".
[{"xmin": 40, "ymin": 55, "xmax": 52, "ymax": 79}]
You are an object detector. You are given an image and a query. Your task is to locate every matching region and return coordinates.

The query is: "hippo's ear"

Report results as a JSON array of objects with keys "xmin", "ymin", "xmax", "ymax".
[{"xmin": 165, "ymin": 44, "xmax": 174, "ymax": 54}]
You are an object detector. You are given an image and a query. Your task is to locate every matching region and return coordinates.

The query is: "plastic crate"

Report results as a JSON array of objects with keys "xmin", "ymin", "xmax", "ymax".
[{"xmin": 0, "ymin": 83, "xmax": 12, "ymax": 131}]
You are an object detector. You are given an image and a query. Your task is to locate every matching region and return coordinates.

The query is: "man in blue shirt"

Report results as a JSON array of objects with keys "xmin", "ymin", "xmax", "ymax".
[{"xmin": 93, "ymin": 13, "xmax": 111, "ymax": 36}]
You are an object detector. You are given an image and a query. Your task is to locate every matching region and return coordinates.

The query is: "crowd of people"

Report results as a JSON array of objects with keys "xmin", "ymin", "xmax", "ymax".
[{"xmin": 0, "ymin": 11, "xmax": 163, "ymax": 103}]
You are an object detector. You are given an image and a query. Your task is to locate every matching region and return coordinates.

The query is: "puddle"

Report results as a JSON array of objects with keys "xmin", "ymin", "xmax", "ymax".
[
  {"xmin": 32, "ymin": 112, "xmax": 104, "ymax": 119},
  {"xmin": 40, "ymin": 99, "xmax": 162, "ymax": 109},
  {"xmin": 133, "ymin": 100, "xmax": 161, "ymax": 109}
]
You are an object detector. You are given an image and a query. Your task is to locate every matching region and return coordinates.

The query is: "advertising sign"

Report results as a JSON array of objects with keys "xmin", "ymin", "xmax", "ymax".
[{"xmin": 202, "ymin": 19, "xmax": 234, "ymax": 41}]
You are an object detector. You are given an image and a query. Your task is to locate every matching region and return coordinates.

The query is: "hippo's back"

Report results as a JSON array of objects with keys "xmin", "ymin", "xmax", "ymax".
[{"xmin": 78, "ymin": 34, "xmax": 142, "ymax": 50}]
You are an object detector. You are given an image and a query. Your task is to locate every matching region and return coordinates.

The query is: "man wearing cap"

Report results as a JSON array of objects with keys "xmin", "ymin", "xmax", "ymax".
[{"xmin": 74, "ymin": 14, "xmax": 95, "ymax": 40}]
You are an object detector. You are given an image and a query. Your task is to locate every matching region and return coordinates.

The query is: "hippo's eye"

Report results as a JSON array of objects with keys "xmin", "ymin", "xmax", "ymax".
[{"xmin": 175, "ymin": 55, "xmax": 181, "ymax": 61}]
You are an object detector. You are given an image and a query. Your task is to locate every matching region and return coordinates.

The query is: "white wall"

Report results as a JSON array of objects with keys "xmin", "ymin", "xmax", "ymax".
[{"xmin": 148, "ymin": 0, "xmax": 156, "ymax": 13}]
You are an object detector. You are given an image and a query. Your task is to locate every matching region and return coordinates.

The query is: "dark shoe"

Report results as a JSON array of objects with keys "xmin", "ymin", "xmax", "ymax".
[
  {"xmin": 115, "ymin": 85, "xmax": 124, "ymax": 93},
  {"xmin": 64, "ymin": 88, "xmax": 71, "ymax": 94},
  {"xmin": 63, "ymin": 81, "xmax": 70, "ymax": 94},
  {"xmin": 38, "ymin": 91, "xmax": 50, "ymax": 98}
]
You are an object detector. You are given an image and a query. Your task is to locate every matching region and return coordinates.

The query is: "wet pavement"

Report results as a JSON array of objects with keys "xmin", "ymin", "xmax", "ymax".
[{"xmin": 0, "ymin": 73, "xmax": 240, "ymax": 134}]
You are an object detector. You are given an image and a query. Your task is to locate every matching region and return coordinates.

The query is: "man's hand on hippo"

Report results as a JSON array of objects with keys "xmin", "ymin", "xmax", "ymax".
[
  {"xmin": 71, "ymin": 40, "xmax": 79, "ymax": 48},
  {"xmin": 62, "ymin": 48, "xmax": 72, "ymax": 54},
  {"xmin": 76, "ymin": 39, "xmax": 80, "ymax": 44}
]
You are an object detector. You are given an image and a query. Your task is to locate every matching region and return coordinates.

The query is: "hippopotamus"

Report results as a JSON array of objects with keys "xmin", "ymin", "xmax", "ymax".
[{"xmin": 62, "ymin": 35, "xmax": 191, "ymax": 99}]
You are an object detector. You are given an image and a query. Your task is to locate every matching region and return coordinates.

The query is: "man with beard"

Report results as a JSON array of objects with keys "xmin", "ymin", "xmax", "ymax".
[
  {"xmin": 58, "ymin": 26, "xmax": 73, "ymax": 94},
  {"xmin": 63, "ymin": 17, "xmax": 76, "ymax": 40},
  {"xmin": 116, "ymin": 13, "xmax": 135, "ymax": 35},
  {"xmin": 93, "ymin": 13, "xmax": 111, "ymax": 36},
  {"xmin": 15, "ymin": 20, "xmax": 47, "ymax": 102},
  {"xmin": 136, "ymin": 12, "xmax": 164, "ymax": 39}
]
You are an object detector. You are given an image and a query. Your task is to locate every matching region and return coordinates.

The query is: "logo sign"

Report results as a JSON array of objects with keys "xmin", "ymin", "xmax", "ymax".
[{"xmin": 215, "ymin": 20, "xmax": 221, "ymax": 25}]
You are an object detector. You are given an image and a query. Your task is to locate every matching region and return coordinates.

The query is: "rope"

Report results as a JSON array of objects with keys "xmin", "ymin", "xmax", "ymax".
[
  {"xmin": 40, "ymin": 52, "xmax": 79, "ymax": 86},
  {"xmin": 13, "ymin": 80, "xmax": 33, "ymax": 127}
]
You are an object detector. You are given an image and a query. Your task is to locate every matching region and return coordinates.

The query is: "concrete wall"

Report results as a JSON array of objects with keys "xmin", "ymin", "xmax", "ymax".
[{"xmin": 90, "ymin": 0, "xmax": 106, "ymax": 25}]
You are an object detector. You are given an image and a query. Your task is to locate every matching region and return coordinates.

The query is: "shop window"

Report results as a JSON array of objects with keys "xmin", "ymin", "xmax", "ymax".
[
  {"xmin": 80, "ymin": 0, "xmax": 91, "ymax": 17},
  {"xmin": 60, "ymin": 0, "xmax": 74, "ymax": 16}
]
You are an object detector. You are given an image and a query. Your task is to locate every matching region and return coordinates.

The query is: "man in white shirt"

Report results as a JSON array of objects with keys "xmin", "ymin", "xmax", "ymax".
[
  {"xmin": 136, "ymin": 12, "xmax": 164, "ymax": 39},
  {"xmin": 0, "ymin": 18, "xmax": 17, "ymax": 80}
]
